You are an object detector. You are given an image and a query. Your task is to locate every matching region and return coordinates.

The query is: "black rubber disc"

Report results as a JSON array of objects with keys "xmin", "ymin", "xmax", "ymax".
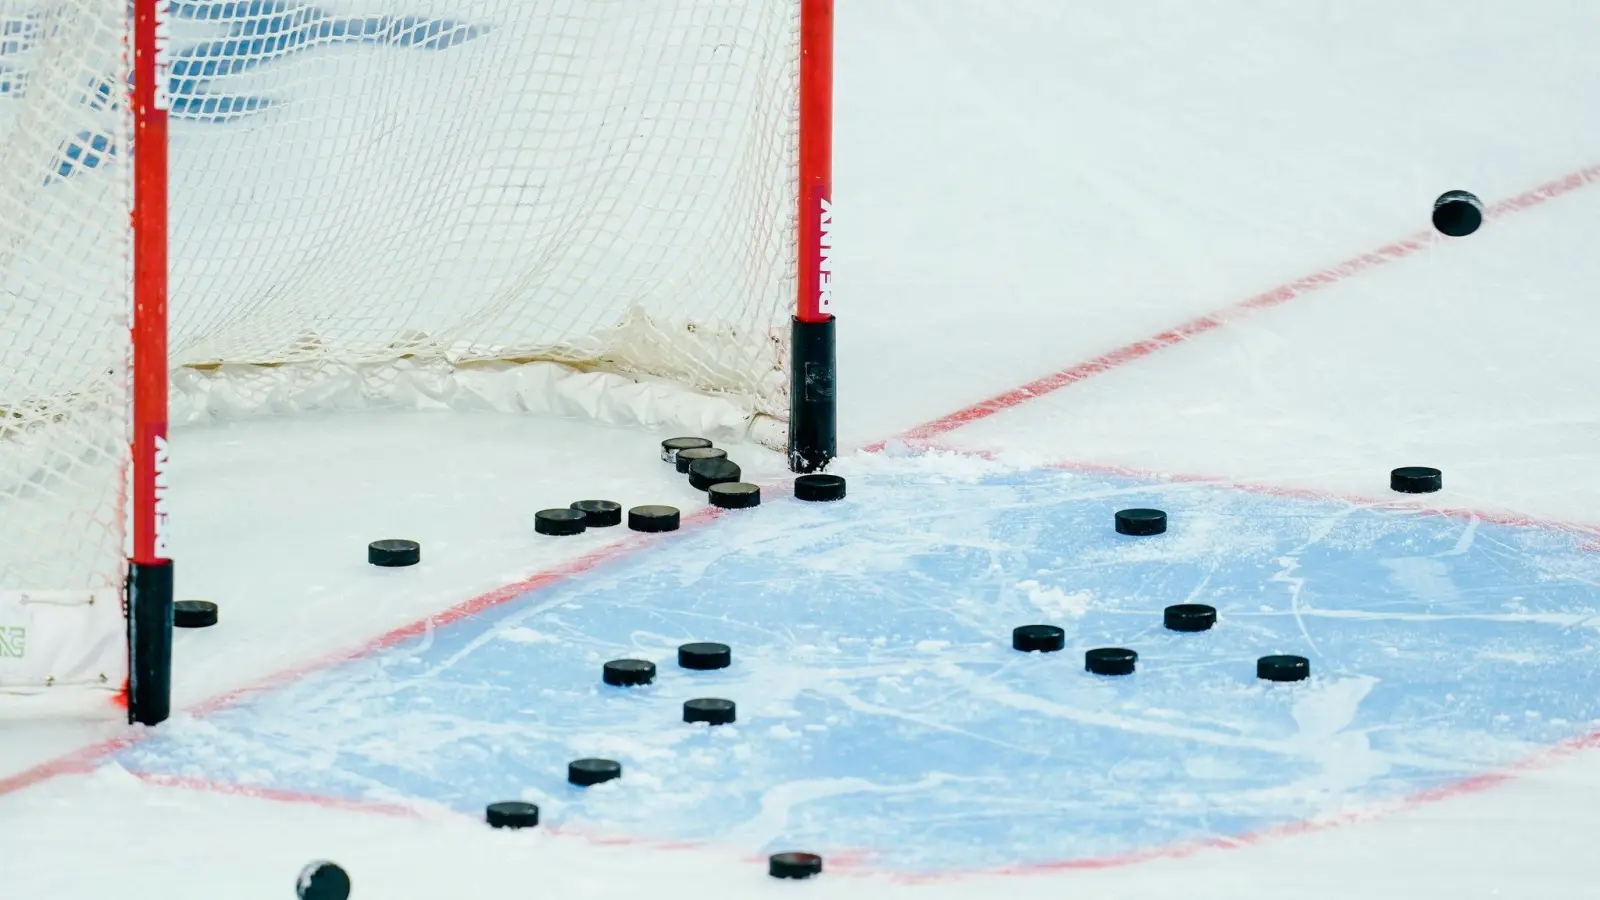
[
  {"xmin": 628, "ymin": 505, "xmax": 680, "ymax": 533},
  {"xmin": 1086, "ymin": 647, "xmax": 1137, "ymax": 676},
  {"xmin": 602, "ymin": 658, "xmax": 656, "ymax": 687},
  {"xmin": 368, "ymin": 539, "xmax": 420, "ymax": 567},
  {"xmin": 794, "ymin": 473, "xmax": 846, "ymax": 502},
  {"xmin": 485, "ymin": 801, "xmax": 540, "ymax": 829},
  {"xmin": 1390, "ymin": 466, "xmax": 1442, "ymax": 494},
  {"xmin": 708, "ymin": 482, "xmax": 761, "ymax": 509},
  {"xmin": 534, "ymin": 508, "xmax": 587, "ymax": 536},
  {"xmin": 1432, "ymin": 189, "xmax": 1483, "ymax": 237},
  {"xmin": 296, "ymin": 861, "xmax": 351, "ymax": 900},
  {"xmin": 688, "ymin": 457, "xmax": 742, "ymax": 491},
  {"xmin": 1163, "ymin": 603, "xmax": 1217, "ymax": 633},
  {"xmin": 678, "ymin": 641, "xmax": 731, "ymax": 671},
  {"xmin": 662, "ymin": 436, "xmax": 713, "ymax": 464},
  {"xmin": 1258, "ymin": 654, "xmax": 1310, "ymax": 682},
  {"xmin": 174, "ymin": 600, "xmax": 218, "ymax": 629},
  {"xmin": 570, "ymin": 499, "xmax": 622, "ymax": 527},
  {"xmin": 769, "ymin": 852, "xmax": 824, "ymax": 880},
  {"xmin": 684, "ymin": 697, "xmax": 737, "ymax": 726},
  {"xmin": 675, "ymin": 446, "xmax": 728, "ymax": 474},
  {"xmin": 568, "ymin": 758, "xmax": 622, "ymax": 787},
  {"xmin": 1115, "ymin": 508, "xmax": 1167, "ymax": 536},
  {"xmin": 1012, "ymin": 624, "xmax": 1064, "ymax": 653}
]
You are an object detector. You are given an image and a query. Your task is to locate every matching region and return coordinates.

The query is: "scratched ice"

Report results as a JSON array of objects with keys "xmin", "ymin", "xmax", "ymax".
[{"xmin": 120, "ymin": 456, "xmax": 1600, "ymax": 872}]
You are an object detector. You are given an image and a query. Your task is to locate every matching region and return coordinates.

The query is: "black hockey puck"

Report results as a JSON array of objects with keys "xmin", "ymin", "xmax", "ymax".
[
  {"xmin": 1012, "ymin": 624, "xmax": 1065, "ymax": 653},
  {"xmin": 1257, "ymin": 654, "xmax": 1310, "ymax": 682},
  {"xmin": 602, "ymin": 658, "xmax": 656, "ymax": 687},
  {"xmin": 368, "ymin": 539, "xmax": 420, "ymax": 567},
  {"xmin": 1163, "ymin": 603, "xmax": 1217, "ymax": 632},
  {"xmin": 1086, "ymin": 647, "xmax": 1137, "ymax": 676},
  {"xmin": 485, "ymin": 801, "xmax": 540, "ymax": 829},
  {"xmin": 628, "ymin": 505, "xmax": 680, "ymax": 533},
  {"xmin": 688, "ymin": 457, "xmax": 742, "ymax": 491},
  {"xmin": 568, "ymin": 758, "xmax": 622, "ymax": 787},
  {"xmin": 1115, "ymin": 508, "xmax": 1167, "ymax": 536},
  {"xmin": 794, "ymin": 473, "xmax": 846, "ymax": 502},
  {"xmin": 683, "ymin": 697, "xmax": 737, "ymax": 726},
  {"xmin": 296, "ymin": 861, "xmax": 351, "ymax": 900},
  {"xmin": 678, "ymin": 641, "xmax": 731, "ymax": 670},
  {"xmin": 534, "ymin": 508, "xmax": 588, "ymax": 536},
  {"xmin": 769, "ymin": 852, "xmax": 824, "ymax": 880},
  {"xmin": 708, "ymin": 482, "xmax": 761, "ymax": 509},
  {"xmin": 1390, "ymin": 466, "xmax": 1442, "ymax": 494},
  {"xmin": 174, "ymin": 600, "xmax": 218, "ymax": 629},
  {"xmin": 1432, "ymin": 189, "xmax": 1483, "ymax": 237},
  {"xmin": 675, "ymin": 446, "xmax": 728, "ymax": 474},
  {"xmin": 662, "ymin": 436, "xmax": 713, "ymax": 464},
  {"xmin": 570, "ymin": 499, "xmax": 623, "ymax": 528}
]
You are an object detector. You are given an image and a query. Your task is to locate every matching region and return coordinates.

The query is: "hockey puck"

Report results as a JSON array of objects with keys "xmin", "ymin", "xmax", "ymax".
[
  {"xmin": 628, "ymin": 505, "xmax": 680, "ymax": 533},
  {"xmin": 602, "ymin": 658, "xmax": 656, "ymax": 687},
  {"xmin": 570, "ymin": 499, "xmax": 622, "ymax": 527},
  {"xmin": 1432, "ymin": 189, "xmax": 1483, "ymax": 237},
  {"xmin": 296, "ymin": 861, "xmax": 351, "ymax": 900},
  {"xmin": 174, "ymin": 600, "xmax": 218, "ymax": 629},
  {"xmin": 794, "ymin": 473, "xmax": 846, "ymax": 502},
  {"xmin": 708, "ymin": 482, "xmax": 761, "ymax": 509},
  {"xmin": 568, "ymin": 758, "xmax": 622, "ymax": 787},
  {"xmin": 1115, "ymin": 508, "xmax": 1167, "ymax": 536},
  {"xmin": 662, "ymin": 436, "xmax": 713, "ymax": 464},
  {"xmin": 1085, "ymin": 647, "xmax": 1137, "ymax": 676},
  {"xmin": 1257, "ymin": 654, "xmax": 1310, "ymax": 682},
  {"xmin": 1012, "ymin": 624, "xmax": 1065, "ymax": 653},
  {"xmin": 534, "ymin": 508, "xmax": 588, "ymax": 536},
  {"xmin": 1163, "ymin": 603, "xmax": 1217, "ymax": 632},
  {"xmin": 675, "ymin": 446, "xmax": 727, "ymax": 474},
  {"xmin": 769, "ymin": 852, "xmax": 824, "ymax": 880},
  {"xmin": 368, "ymin": 539, "xmax": 420, "ymax": 567},
  {"xmin": 678, "ymin": 641, "xmax": 731, "ymax": 670},
  {"xmin": 1390, "ymin": 466, "xmax": 1442, "ymax": 494},
  {"xmin": 485, "ymin": 801, "xmax": 540, "ymax": 829},
  {"xmin": 683, "ymin": 697, "xmax": 737, "ymax": 726},
  {"xmin": 688, "ymin": 457, "xmax": 742, "ymax": 491}
]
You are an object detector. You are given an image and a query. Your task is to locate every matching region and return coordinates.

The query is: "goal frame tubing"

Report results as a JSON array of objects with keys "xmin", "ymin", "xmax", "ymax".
[{"xmin": 789, "ymin": 0, "xmax": 837, "ymax": 473}]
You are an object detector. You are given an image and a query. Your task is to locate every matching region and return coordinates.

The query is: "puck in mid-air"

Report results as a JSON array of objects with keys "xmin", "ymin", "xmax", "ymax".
[
  {"xmin": 1257, "ymin": 654, "xmax": 1310, "ymax": 682},
  {"xmin": 794, "ymin": 473, "xmax": 846, "ymax": 502},
  {"xmin": 1432, "ymin": 189, "xmax": 1483, "ymax": 237},
  {"xmin": 1163, "ymin": 603, "xmax": 1217, "ymax": 632},
  {"xmin": 570, "ymin": 499, "xmax": 622, "ymax": 527},
  {"xmin": 675, "ymin": 446, "xmax": 728, "ymax": 475},
  {"xmin": 662, "ymin": 436, "xmax": 712, "ymax": 464},
  {"xmin": 174, "ymin": 600, "xmax": 218, "ymax": 629},
  {"xmin": 568, "ymin": 758, "xmax": 622, "ymax": 787},
  {"xmin": 368, "ymin": 539, "xmax": 420, "ymax": 567},
  {"xmin": 688, "ymin": 457, "xmax": 742, "ymax": 491},
  {"xmin": 1115, "ymin": 508, "xmax": 1167, "ymax": 536},
  {"xmin": 1012, "ymin": 624, "xmax": 1065, "ymax": 653},
  {"xmin": 485, "ymin": 801, "xmax": 540, "ymax": 829},
  {"xmin": 708, "ymin": 482, "xmax": 761, "ymax": 509},
  {"xmin": 628, "ymin": 505, "xmax": 680, "ymax": 533},
  {"xmin": 1390, "ymin": 466, "xmax": 1442, "ymax": 494},
  {"xmin": 534, "ymin": 508, "xmax": 588, "ymax": 536},
  {"xmin": 678, "ymin": 641, "xmax": 731, "ymax": 670},
  {"xmin": 602, "ymin": 658, "xmax": 656, "ymax": 687},
  {"xmin": 1086, "ymin": 647, "xmax": 1137, "ymax": 676},
  {"xmin": 683, "ymin": 697, "xmax": 737, "ymax": 726},
  {"xmin": 769, "ymin": 852, "xmax": 824, "ymax": 880},
  {"xmin": 296, "ymin": 861, "xmax": 351, "ymax": 900}
]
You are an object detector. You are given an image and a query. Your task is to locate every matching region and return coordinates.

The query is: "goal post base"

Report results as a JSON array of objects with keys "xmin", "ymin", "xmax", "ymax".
[
  {"xmin": 787, "ymin": 316, "xmax": 837, "ymax": 473},
  {"xmin": 126, "ymin": 560, "xmax": 173, "ymax": 726}
]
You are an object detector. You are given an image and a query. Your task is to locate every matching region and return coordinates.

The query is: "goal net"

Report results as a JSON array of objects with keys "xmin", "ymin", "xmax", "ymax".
[{"xmin": 0, "ymin": 0, "xmax": 825, "ymax": 715}]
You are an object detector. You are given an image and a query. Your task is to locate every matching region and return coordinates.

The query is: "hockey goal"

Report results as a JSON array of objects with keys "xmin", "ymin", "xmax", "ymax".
[{"xmin": 0, "ymin": 0, "xmax": 835, "ymax": 722}]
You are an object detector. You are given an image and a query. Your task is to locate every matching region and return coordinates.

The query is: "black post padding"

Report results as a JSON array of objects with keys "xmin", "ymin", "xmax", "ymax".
[
  {"xmin": 788, "ymin": 315, "xmax": 836, "ymax": 473},
  {"xmin": 127, "ymin": 560, "xmax": 173, "ymax": 726}
]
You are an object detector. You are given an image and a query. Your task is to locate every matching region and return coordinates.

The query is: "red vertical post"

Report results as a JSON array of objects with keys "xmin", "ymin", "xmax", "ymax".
[
  {"xmin": 787, "ymin": 0, "xmax": 836, "ymax": 472},
  {"xmin": 128, "ymin": 0, "xmax": 172, "ymax": 726}
]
